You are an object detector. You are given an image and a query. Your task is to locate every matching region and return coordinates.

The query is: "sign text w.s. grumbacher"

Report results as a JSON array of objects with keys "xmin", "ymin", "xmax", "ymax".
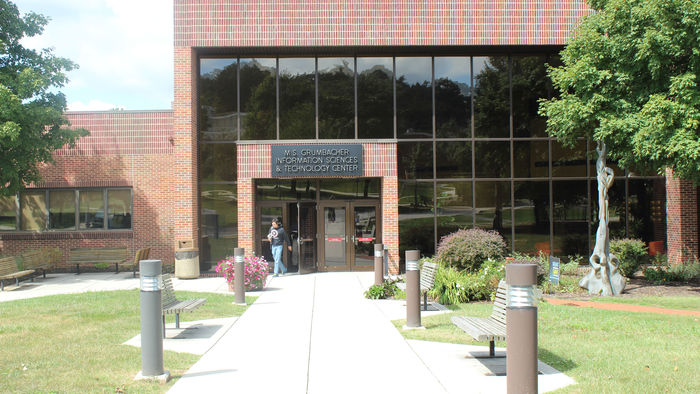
[{"xmin": 271, "ymin": 144, "xmax": 362, "ymax": 177}]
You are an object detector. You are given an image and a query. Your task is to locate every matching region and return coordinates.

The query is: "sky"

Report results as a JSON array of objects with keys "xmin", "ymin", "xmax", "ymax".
[{"xmin": 14, "ymin": 0, "xmax": 173, "ymax": 111}]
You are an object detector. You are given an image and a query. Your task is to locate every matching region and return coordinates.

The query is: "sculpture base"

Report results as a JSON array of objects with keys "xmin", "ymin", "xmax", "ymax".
[{"xmin": 579, "ymin": 268, "xmax": 626, "ymax": 296}]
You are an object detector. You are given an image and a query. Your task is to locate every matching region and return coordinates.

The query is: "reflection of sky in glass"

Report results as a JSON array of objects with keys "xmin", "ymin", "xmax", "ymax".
[
  {"xmin": 318, "ymin": 57, "xmax": 354, "ymax": 75},
  {"xmin": 240, "ymin": 58, "xmax": 276, "ymax": 72},
  {"xmin": 435, "ymin": 57, "xmax": 470, "ymax": 85},
  {"xmin": 472, "ymin": 57, "xmax": 493, "ymax": 88},
  {"xmin": 357, "ymin": 57, "xmax": 393, "ymax": 75},
  {"xmin": 279, "ymin": 58, "xmax": 314, "ymax": 76},
  {"xmin": 200, "ymin": 58, "xmax": 236, "ymax": 76},
  {"xmin": 396, "ymin": 57, "xmax": 431, "ymax": 84}
]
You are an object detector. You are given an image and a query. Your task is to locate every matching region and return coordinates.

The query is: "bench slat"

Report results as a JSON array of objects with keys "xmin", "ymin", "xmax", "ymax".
[{"xmin": 452, "ymin": 280, "xmax": 508, "ymax": 345}]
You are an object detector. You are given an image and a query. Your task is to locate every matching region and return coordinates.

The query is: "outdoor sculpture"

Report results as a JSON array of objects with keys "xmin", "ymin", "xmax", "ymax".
[{"xmin": 579, "ymin": 141, "xmax": 626, "ymax": 295}]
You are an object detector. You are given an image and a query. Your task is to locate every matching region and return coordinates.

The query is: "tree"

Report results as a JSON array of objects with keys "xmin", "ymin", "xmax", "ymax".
[
  {"xmin": 539, "ymin": 0, "xmax": 700, "ymax": 295},
  {"xmin": 0, "ymin": 1, "xmax": 87, "ymax": 196}
]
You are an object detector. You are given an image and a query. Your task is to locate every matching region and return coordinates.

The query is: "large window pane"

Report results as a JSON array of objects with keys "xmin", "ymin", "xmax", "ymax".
[
  {"xmin": 435, "ymin": 57, "xmax": 470, "ymax": 138},
  {"xmin": 256, "ymin": 180, "xmax": 315, "ymax": 201},
  {"xmin": 628, "ymin": 178, "xmax": 666, "ymax": 247},
  {"xmin": 591, "ymin": 179, "xmax": 626, "ymax": 240},
  {"xmin": 553, "ymin": 181, "xmax": 589, "ymax": 256},
  {"xmin": 475, "ymin": 181, "xmax": 511, "ymax": 245},
  {"xmin": 0, "ymin": 196, "xmax": 16, "ymax": 230},
  {"xmin": 199, "ymin": 58, "xmax": 237, "ymax": 141},
  {"xmin": 399, "ymin": 181, "xmax": 435, "ymax": 261},
  {"xmin": 279, "ymin": 58, "xmax": 315, "ymax": 139},
  {"xmin": 107, "ymin": 190, "xmax": 131, "ymax": 229},
  {"xmin": 20, "ymin": 191, "xmax": 46, "ymax": 231},
  {"xmin": 473, "ymin": 56, "xmax": 509, "ymax": 138},
  {"xmin": 436, "ymin": 141, "xmax": 471, "ymax": 179},
  {"xmin": 514, "ymin": 141, "xmax": 548, "ymax": 178},
  {"xmin": 514, "ymin": 182, "xmax": 550, "ymax": 255},
  {"xmin": 552, "ymin": 140, "xmax": 587, "ymax": 177},
  {"xmin": 398, "ymin": 142, "xmax": 433, "ymax": 180},
  {"xmin": 358, "ymin": 57, "xmax": 393, "ymax": 139},
  {"xmin": 49, "ymin": 190, "xmax": 76, "ymax": 230},
  {"xmin": 396, "ymin": 57, "xmax": 432, "ymax": 139},
  {"xmin": 320, "ymin": 179, "xmax": 379, "ymax": 200},
  {"xmin": 79, "ymin": 190, "xmax": 104, "ymax": 230},
  {"xmin": 512, "ymin": 56, "xmax": 551, "ymax": 138},
  {"xmin": 475, "ymin": 141, "xmax": 510, "ymax": 178},
  {"xmin": 240, "ymin": 58, "xmax": 276, "ymax": 140},
  {"xmin": 200, "ymin": 184, "xmax": 238, "ymax": 265},
  {"xmin": 319, "ymin": 57, "xmax": 354, "ymax": 139},
  {"xmin": 200, "ymin": 143, "xmax": 237, "ymax": 182},
  {"xmin": 437, "ymin": 181, "xmax": 473, "ymax": 240}
]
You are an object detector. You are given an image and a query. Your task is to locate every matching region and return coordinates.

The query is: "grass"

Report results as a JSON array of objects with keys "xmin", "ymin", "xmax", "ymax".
[
  {"xmin": 393, "ymin": 299, "xmax": 700, "ymax": 393},
  {"xmin": 0, "ymin": 290, "xmax": 255, "ymax": 393},
  {"xmin": 591, "ymin": 296, "xmax": 700, "ymax": 311}
]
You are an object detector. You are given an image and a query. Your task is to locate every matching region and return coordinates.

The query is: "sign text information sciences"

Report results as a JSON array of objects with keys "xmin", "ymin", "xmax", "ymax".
[{"xmin": 271, "ymin": 144, "xmax": 363, "ymax": 177}]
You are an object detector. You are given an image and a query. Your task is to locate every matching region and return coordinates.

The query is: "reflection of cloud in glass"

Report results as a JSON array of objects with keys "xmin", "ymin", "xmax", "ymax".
[
  {"xmin": 396, "ymin": 57, "xmax": 431, "ymax": 84},
  {"xmin": 318, "ymin": 57, "xmax": 354, "ymax": 75},
  {"xmin": 200, "ymin": 58, "xmax": 236, "ymax": 77},
  {"xmin": 435, "ymin": 57, "xmax": 470, "ymax": 85},
  {"xmin": 357, "ymin": 57, "xmax": 393, "ymax": 75},
  {"xmin": 279, "ymin": 58, "xmax": 314, "ymax": 76},
  {"xmin": 240, "ymin": 58, "xmax": 276, "ymax": 72}
]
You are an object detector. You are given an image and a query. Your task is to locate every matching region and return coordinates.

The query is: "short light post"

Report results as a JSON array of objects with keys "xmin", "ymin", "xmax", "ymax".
[
  {"xmin": 506, "ymin": 263, "xmax": 538, "ymax": 394},
  {"xmin": 136, "ymin": 259, "xmax": 169, "ymax": 382},
  {"xmin": 403, "ymin": 250, "xmax": 423, "ymax": 329},
  {"xmin": 374, "ymin": 244, "xmax": 384, "ymax": 286},
  {"xmin": 233, "ymin": 248, "xmax": 246, "ymax": 305}
]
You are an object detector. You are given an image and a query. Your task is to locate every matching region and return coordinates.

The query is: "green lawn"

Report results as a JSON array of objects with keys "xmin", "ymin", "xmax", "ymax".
[
  {"xmin": 394, "ymin": 299, "xmax": 700, "ymax": 393},
  {"xmin": 590, "ymin": 296, "xmax": 700, "ymax": 311},
  {"xmin": 0, "ymin": 291, "xmax": 254, "ymax": 393}
]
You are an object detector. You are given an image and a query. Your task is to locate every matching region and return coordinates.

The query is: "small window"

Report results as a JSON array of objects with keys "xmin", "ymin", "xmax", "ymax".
[
  {"xmin": 79, "ymin": 190, "xmax": 105, "ymax": 230},
  {"xmin": 107, "ymin": 189, "xmax": 132, "ymax": 229},
  {"xmin": 0, "ymin": 195, "xmax": 17, "ymax": 230},
  {"xmin": 20, "ymin": 191, "xmax": 47, "ymax": 231},
  {"xmin": 49, "ymin": 190, "xmax": 76, "ymax": 230}
]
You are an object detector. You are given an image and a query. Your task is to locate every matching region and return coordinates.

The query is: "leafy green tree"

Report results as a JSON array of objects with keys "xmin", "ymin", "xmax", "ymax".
[
  {"xmin": 0, "ymin": 1, "xmax": 87, "ymax": 196},
  {"xmin": 539, "ymin": 0, "xmax": 699, "ymax": 295}
]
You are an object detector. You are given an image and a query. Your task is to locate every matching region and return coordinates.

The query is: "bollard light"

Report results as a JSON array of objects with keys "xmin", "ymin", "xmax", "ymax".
[
  {"xmin": 506, "ymin": 263, "xmax": 538, "ymax": 394},
  {"xmin": 233, "ymin": 248, "xmax": 246, "ymax": 305},
  {"xmin": 374, "ymin": 244, "xmax": 384, "ymax": 286},
  {"xmin": 136, "ymin": 259, "xmax": 170, "ymax": 382},
  {"xmin": 403, "ymin": 250, "xmax": 423, "ymax": 329}
]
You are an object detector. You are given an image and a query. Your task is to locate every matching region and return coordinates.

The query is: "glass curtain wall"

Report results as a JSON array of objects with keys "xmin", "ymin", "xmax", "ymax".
[{"xmin": 197, "ymin": 54, "xmax": 667, "ymax": 263}]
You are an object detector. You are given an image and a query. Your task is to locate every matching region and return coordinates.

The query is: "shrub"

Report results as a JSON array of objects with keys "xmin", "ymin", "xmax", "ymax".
[
  {"xmin": 428, "ymin": 258, "xmax": 505, "ymax": 304},
  {"xmin": 610, "ymin": 238, "xmax": 648, "ymax": 277},
  {"xmin": 436, "ymin": 229, "xmax": 507, "ymax": 272},
  {"xmin": 216, "ymin": 255, "xmax": 269, "ymax": 291},
  {"xmin": 644, "ymin": 260, "xmax": 700, "ymax": 283},
  {"xmin": 364, "ymin": 279, "xmax": 401, "ymax": 299}
]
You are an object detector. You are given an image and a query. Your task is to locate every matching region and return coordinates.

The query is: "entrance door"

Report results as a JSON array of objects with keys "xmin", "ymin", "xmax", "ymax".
[
  {"xmin": 297, "ymin": 202, "xmax": 317, "ymax": 274},
  {"xmin": 318, "ymin": 201, "xmax": 380, "ymax": 271},
  {"xmin": 257, "ymin": 203, "xmax": 286, "ymax": 268}
]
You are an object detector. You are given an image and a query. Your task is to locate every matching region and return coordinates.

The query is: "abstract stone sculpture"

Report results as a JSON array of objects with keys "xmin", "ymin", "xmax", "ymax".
[{"xmin": 579, "ymin": 141, "xmax": 626, "ymax": 296}]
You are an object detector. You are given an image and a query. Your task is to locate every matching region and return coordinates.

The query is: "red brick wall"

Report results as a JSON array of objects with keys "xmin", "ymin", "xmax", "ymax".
[
  {"xmin": 665, "ymin": 169, "xmax": 698, "ymax": 264},
  {"xmin": 0, "ymin": 111, "xmax": 176, "ymax": 269},
  {"xmin": 174, "ymin": 0, "xmax": 592, "ymax": 48}
]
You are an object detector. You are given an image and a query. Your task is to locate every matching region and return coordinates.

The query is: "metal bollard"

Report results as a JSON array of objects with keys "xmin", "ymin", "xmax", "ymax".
[
  {"xmin": 404, "ymin": 250, "xmax": 423, "ymax": 329},
  {"xmin": 233, "ymin": 248, "xmax": 246, "ymax": 305},
  {"xmin": 374, "ymin": 244, "xmax": 384, "ymax": 286},
  {"xmin": 506, "ymin": 263, "xmax": 538, "ymax": 394},
  {"xmin": 137, "ymin": 259, "xmax": 169, "ymax": 382}
]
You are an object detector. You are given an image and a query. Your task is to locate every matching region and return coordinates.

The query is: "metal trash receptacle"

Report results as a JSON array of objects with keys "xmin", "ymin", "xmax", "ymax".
[{"xmin": 174, "ymin": 240, "xmax": 199, "ymax": 279}]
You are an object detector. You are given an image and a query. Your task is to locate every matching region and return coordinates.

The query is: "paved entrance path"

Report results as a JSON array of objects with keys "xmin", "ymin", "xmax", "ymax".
[{"xmin": 544, "ymin": 298, "xmax": 700, "ymax": 317}]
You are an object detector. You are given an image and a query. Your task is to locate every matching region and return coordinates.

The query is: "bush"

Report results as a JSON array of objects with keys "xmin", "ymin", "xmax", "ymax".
[
  {"xmin": 610, "ymin": 238, "xmax": 648, "ymax": 277},
  {"xmin": 428, "ymin": 258, "xmax": 505, "ymax": 304},
  {"xmin": 215, "ymin": 255, "xmax": 269, "ymax": 291},
  {"xmin": 644, "ymin": 260, "xmax": 700, "ymax": 283},
  {"xmin": 436, "ymin": 229, "xmax": 507, "ymax": 272},
  {"xmin": 364, "ymin": 279, "xmax": 401, "ymax": 299}
]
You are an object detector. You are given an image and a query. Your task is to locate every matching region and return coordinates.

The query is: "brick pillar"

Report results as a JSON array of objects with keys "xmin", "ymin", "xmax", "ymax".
[
  {"xmin": 382, "ymin": 175, "xmax": 399, "ymax": 274},
  {"xmin": 665, "ymin": 169, "xmax": 698, "ymax": 264},
  {"xmin": 237, "ymin": 178, "xmax": 256, "ymax": 257},
  {"xmin": 173, "ymin": 46, "xmax": 198, "ymax": 250}
]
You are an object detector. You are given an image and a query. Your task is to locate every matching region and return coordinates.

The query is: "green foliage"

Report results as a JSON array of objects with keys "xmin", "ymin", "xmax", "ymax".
[
  {"xmin": 435, "ymin": 228, "xmax": 507, "ymax": 272},
  {"xmin": 0, "ymin": 1, "xmax": 88, "ymax": 196},
  {"xmin": 363, "ymin": 279, "xmax": 401, "ymax": 300},
  {"xmin": 610, "ymin": 238, "xmax": 648, "ymax": 277},
  {"xmin": 644, "ymin": 260, "xmax": 700, "ymax": 283},
  {"xmin": 428, "ymin": 258, "xmax": 505, "ymax": 304},
  {"xmin": 539, "ymin": 0, "xmax": 700, "ymax": 181},
  {"xmin": 94, "ymin": 262, "xmax": 110, "ymax": 271}
]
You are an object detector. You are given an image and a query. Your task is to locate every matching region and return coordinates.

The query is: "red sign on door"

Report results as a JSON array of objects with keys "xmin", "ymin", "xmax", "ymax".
[
  {"xmin": 358, "ymin": 237, "xmax": 374, "ymax": 242},
  {"xmin": 327, "ymin": 237, "xmax": 343, "ymax": 242}
]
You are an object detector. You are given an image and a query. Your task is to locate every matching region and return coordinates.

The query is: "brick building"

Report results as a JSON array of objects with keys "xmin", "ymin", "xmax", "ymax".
[{"xmin": 0, "ymin": 0, "xmax": 696, "ymax": 273}]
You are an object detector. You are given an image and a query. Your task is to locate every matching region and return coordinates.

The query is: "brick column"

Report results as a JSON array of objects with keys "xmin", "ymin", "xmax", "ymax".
[
  {"xmin": 173, "ymin": 46, "xmax": 198, "ymax": 249},
  {"xmin": 382, "ymin": 175, "xmax": 399, "ymax": 274},
  {"xmin": 237, "ymin": 178, "xmax": 256, "ymax": 256},
  {"xmin": 665, "ymin": 169, "xmax": 698, "ymax": 264}
]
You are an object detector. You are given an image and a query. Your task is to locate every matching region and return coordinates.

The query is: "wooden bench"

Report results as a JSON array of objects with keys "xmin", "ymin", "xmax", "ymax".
[
  {"xmin": 0, "ymin": 256, "xmax": 35, "ymax": 291},
  {"xmin": 161, "ymin": 273, "xmax": 206, "ymax": 337},
  {"xmin": 67, "ymin": 247, "xmax": 128, "ymax": 274},
  {"xmin": 420, "ymin": 261, "xmax": 438, "ymax": 311},
  {"xmin": 125, "ymin": 247, "xmax": 151, "ymax": 277},
  {"xmin": 451, "ymin": 280, "xmax": 507, "ymax": 357},
  {"xmin": 21, "ymin": 249, "xmax": 52, "ymax": 279}
]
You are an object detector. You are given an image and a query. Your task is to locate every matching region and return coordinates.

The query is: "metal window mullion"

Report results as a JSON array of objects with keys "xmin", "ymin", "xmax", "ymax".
[
  {"xmin": 625, "ymin": 171, "xmax": 629, "ymax": 237},
  {"xmin": 586, "ymin": 138, "xmax": 592, "ymax": 253},
  {"xmin": 237, "ymin": 58, "xmax": 241, "ymax": 140},
  {"xmin": 432, "ymin": 56, "xmax": 438, "ymax": 250},
  {"xmin": 74, "ymin": 190, "xmax": 79, "ymax": 231},
  {"xmin": 509, "ymin": 55, "xmax": 515, "ymax": 253},
  {"xmin": 104, "ymin": 189, "xmax": 109, "ymax": 230},
  {"xmin": 393, "ymin": 57, "xmax": 397, "ymax": 139},
  {"xmin": 549, "ymin": 138, "xmax": 554, "ymax": 255},
  {"xmin": 315, "ymin": 57, "xmax": 319, "ymax": 139},
  {"xmin": 470, "ymin": 57, "xmax": 476, "ymax": 228},
  {"xmin": 45, "ymin": 190, "xmax": 49, "ymax": 231},
  {"xmin": 276, "ymin": 58, "xmax": 280, "ymax": 140},
  {"xmin": 354, "ymin": 57, "xmax": 358, "ymax": 139}
]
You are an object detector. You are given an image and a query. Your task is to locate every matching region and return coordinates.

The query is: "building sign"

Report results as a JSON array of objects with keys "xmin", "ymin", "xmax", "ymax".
[
  {"xmin": 271, "ymin": 144, "xmax": 362, "ymax": 177},
  {"xmin": 548, "ymin": 256, "xmax": 560, "ymax": 285}
]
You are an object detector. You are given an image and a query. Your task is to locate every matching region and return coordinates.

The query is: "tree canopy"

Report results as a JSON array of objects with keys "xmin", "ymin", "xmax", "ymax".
[
  {"xmin": 539, "ymin": 0, "xmax": 700, "ymax": 181},
  {"xmin": 0, "ymin": 0, "xmax": 87, "ymax": 196}
]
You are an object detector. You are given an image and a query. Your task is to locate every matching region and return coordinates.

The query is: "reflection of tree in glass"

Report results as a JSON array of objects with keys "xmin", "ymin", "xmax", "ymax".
[
  {"xmin": 512, "ymin": 56, "xmax": 560, "ymax": 138},
  {"xmin": 397, "ymin": 76, "xmax": 432, "ymax": 138},
  {"xmin": 199, "ymin": 61, "xmax": 237, "ymax": 139},
  {"xmin": 398, "ymin": 142, "xmax": 432, "ymax": 179},
  {"xmin": 200, "ymin": 144, "xmax": 236, "ymax": 182},
  {"xmin": 473, "ymin": 57, "xmax": 509, "ymax": 138},
  {"xmin": 319, "ymin": 60, "xmax": 354, "ymax": 139},
  {"xmin": 436, "ymin": 141, "xmax": 471, "ymax": 178},
  {"xmin": 358, "ymin": 66, "xmax": 393, "ymax": 139},
  {"xmin": 240, "ymin": 60, "xmax": 276, "ymax": 140},
  {"xmin": 435, "ymin": 78, "xmax": 470, "ymax": 137},
  {"xmin": 279, "ymin": 66, "xmax": 315, "ymax": 139}
]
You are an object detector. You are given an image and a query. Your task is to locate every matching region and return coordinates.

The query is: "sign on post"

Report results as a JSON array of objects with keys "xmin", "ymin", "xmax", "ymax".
[{"xmin": 548, "ymin": 256, "xmax": 560, "ymax": 285}]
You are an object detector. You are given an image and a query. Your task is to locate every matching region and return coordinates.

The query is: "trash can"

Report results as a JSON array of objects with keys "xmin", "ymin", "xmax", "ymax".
[{"xmin": 175, "ymin": 240, "xmax": 199, "ymax": 279}]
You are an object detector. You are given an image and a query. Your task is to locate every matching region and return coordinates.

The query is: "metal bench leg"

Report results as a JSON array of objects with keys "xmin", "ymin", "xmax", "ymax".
[
  {"xmin": 162, "ymin": 315, "xmax": 166, "ymax": 338},
  {"xmin": 489, "ymin": 341, "xmax": 495, "ymax": 357},
  {"xmin": 176, "ymin": 313, "xmax": 180, "ymax": 329},
  {"xmin": 1, "ymin": 279, "xmax": 4, "ymax": 291},
  {"xmin": 43, "ymin": 270, "xmax": 46, "ymax": 279},
  {"xmin": 423, "ymin": 293, "xmax": 428, "ymax": 311},
  {"xmin": 115, "ymin": 263, "xmax": 119, "ymax": 274},
  {"xmin": 76, "ymin": 264, "xmax": 80, "ymax": 275}
]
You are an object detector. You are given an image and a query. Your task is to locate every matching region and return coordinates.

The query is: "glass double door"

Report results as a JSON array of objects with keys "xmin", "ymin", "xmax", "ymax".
[
  {"xmin": 258, "ymin": 202, "xmax": 317, "ymax": 274},
  {"xmin": 318, "ymin": 201, "xmax": 380, "ymax": 272}
]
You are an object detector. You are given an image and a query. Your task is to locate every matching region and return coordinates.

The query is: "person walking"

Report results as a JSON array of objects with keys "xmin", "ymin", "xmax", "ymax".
[{"xmin": 268, "ymin": 218, "xmax": 292, "ymax": 277}]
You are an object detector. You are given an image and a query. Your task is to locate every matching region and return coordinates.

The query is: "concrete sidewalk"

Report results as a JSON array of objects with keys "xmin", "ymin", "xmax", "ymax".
[{"xmin": 169, "ymin": 272, "xmax": 575, "ymax": 394}]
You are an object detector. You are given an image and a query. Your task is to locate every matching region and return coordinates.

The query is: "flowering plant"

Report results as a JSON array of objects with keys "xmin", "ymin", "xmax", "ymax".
[{"xmin": 215, "ymin": 255, "xmax": 269, "ymax": 291}]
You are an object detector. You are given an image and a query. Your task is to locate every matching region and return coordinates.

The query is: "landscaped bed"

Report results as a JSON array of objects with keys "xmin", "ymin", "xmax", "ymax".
[{"xmin": 0, "ymin": 290, "xmax": 254, "ymax": 393}]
